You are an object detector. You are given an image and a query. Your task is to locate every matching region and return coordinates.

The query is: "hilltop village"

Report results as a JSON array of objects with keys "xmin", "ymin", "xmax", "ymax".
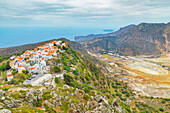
[
  {"xmin": 0, "ymin": 40, "xmax": 169, "ymax": 113},
  {"xmin": 3, "ymin": 40, "xmax": 68, "ymax": 87}
]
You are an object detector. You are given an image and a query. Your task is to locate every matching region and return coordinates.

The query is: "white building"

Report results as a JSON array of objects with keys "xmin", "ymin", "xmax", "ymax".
[{"xmin": 7, "ymin": 75, "xmax": 13, "ymax": 81}]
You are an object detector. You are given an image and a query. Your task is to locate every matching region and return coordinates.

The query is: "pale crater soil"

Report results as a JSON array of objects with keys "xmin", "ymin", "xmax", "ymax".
[{"xmin": 89, "ymin": 51, "xmax": 170, "ymax": 98}]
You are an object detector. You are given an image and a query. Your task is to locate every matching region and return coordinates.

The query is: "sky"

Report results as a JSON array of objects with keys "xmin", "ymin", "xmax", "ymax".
[{"xmin": 0, "ymin": 0, "xmax": 170, "ymax": 28}]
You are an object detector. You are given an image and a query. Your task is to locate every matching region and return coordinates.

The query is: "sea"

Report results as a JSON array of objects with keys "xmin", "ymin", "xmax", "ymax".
[{"xmin": 0, "ymin": 27, "xmax": 110, "ymax": 48}]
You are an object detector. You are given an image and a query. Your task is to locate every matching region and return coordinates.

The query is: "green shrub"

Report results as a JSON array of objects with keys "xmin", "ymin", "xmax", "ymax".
[
  {"xmin": 83, "ymin": 94, "xmax": 91, "ymax": 101},
  {"xmin": 63, "ymin": 74, "xmax": 74, "ymax": 85},
  {"xmin": 71, "ymin": 81, "xmax": 82, "ymax": 89},
  {"xmin": 10, "ymin": 93, "xmax": 21, "ymax": 100},
  {"xmin": 36, "ymin": 98, "xmax": 42, "ymax": 107},
  {"xmin": 64, "ymin": 66, "xmax": 71, "ymax": 72},
  {"xmin": 73, "ymin": 69, "xmax": 79, "ymax": 75},
  {"xmin": 116, "ymin": 82, "xmax": 121, "ymax": 85},
  {"xmin": 85, "ymin": 75, "xmax": 90, "ymax": 81},
  {"xmin": 159, "ymin": 108, "xmax": 164, "ymax": 112},
  {"xmin": 94, "ymin": 81, "xmax": 98, "ymax": 86},
  {"xmin": 139, "ymin": 110, "xmax": 146, "ymax": 113},
  {"xmin": 112, "ymin": 94, "xmax": 116, "ymax": 98},
  {"xmin": 83, "ymin": 87, "xmax": 91, "ymax": 93},
  {"xmin": 161, "ymin": 99, "xmax": 166, "ymax": 104},
  {"xmin": 126, "ymin": 93, "xmax": 130, "ymax": 97},
  {"xmin": 43, "ymin": 92, "xmax": 52, "ymax": 100}
]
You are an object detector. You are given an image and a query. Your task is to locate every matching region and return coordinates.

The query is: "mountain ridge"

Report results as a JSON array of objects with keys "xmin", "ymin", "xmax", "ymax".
[{"xmin": 84, "ymin": 22, "xmax": 170, "ymax": 56}]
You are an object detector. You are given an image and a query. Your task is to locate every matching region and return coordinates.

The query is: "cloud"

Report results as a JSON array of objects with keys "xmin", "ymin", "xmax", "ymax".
[{"xmin": 0, "ymin": 0, "xmax": 170, "ymax": 27}]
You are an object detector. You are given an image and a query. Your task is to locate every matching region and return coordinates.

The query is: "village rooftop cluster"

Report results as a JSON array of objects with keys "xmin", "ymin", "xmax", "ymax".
[{"xmin": 5, "ymin": 40, "xmax": 68, "ymax": 84}]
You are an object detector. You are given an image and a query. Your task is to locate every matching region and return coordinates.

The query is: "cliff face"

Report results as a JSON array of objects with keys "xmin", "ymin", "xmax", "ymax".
[
  {"xmin": 115, "ymin": 23, "xmax": 167, "ymax": 56},
  {"xmin": 85, "ymin": 22, "xmax": 170, "ymax": 56},
  {"xmin": 164, "ymin": 22, "xmax": 170, "ymax": 52}
]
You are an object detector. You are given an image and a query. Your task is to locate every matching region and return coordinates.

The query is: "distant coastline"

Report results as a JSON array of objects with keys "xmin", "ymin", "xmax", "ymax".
[{"xmin": 103, "ymin": 29, "xmax": 114, "ymax": 32}]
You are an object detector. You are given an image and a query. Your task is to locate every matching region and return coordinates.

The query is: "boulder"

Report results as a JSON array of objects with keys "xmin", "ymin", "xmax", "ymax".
[
  {"xmin": 1, "ymin": 97, "xmax": 5, "ymax": 101},
  {"xmin": 94, "ymin": 95, "xmax": 109, "ymax": 107},
  {"xmin": 64, "ymin": 96, "xmax": 68, "ymax": 101},
  {"xmin": 75, "ymin": 88, "xmax": 79, "ymax": 95},
  {"xmin": 115, "ymin": 106, "xmax": 126, "ymax": 113},
  {"xmin": 71, "ymin": 103, "xmax": 75, "ymax": 110},
  {"xmin": 0, "ymin": 102, "xmax": 4, "ymax": 109},
  {"xmin": 94, "ymin": 95, "xmax": 102, "ymax": 102},
  {"xmin": 0, "ymin": 109, "xmax": 11, "ymax": 113},
  {"xmin": 112, "ymin": 98, "xmax": 119, "ymax": 107},
  {"xmin": 0, "ymin": 90, "xmax": 5, "ymax": 97},
  {"xmin": 111, "ymin": 99, "xmax": 126, "ymax": 113},
  {"xmin": 63, "ymin": 85, "xmax": 70, "ymax": 89},
  {"xmin": 3, "ymin": 100, "xmax": 11, "ymax": 105}
]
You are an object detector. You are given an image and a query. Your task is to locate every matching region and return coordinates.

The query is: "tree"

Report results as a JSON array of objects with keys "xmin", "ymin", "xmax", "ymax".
[
  {"xmin": 23, "ymin": 70, "xmax": 29, "ymax": 74},
  {"xmin": 5, "ymin": 61, "xmax": 11, "ymax": 70},
  {"xmin": 64, "ymin": 66, "xmax": 70, "ymax": 72},
  {"xmin": 22, "ymin": 70, "xmax": 26, "ymax": 74},
  {"xmin": 55, "ymin": 77, "xmax": 59, "ymax": 84},
  {"xmin": 9, "ymin": 79, "xmax": 16, "ymax": 85},
  {"xmin": 63, "ymin": 74, "xmax": 73, "ymax": 85},
  {"xmin": 36, "ymin": 98, "xmax": 42, "ymax": 107},
  {"xmin": 0, "ymin": 64, "xmax": 6, "ymax": 71},
  {"xmin": 27, "ymin": 73, "xmax": 32, "ymax": 79},
  {"xmin": 126, "ymin": 93, "xmax": 130, "ymax": 97},
  {"xmin": 12, "ymin": 70, "xmax": 17, "ymax": 75},
  {"xmin": 53, "ymin": 66, "xmax": 61, "ymax": 73},
  {"xmin": 159, "ymin": 108, "xmax": 164, "ymax": 112}
]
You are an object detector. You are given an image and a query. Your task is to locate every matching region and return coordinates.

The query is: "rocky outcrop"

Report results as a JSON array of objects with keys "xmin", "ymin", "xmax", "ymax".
[
  {"xmin": 94, "ymin": 95, "xmax": 109, "ymax": 107},
  {"xmin": 0, "ymin": 109, "xmax": 11, "ymax": 113},
  {"xmin": 25, "ymin": 89, "xmax": 43, "ymax": 105}
]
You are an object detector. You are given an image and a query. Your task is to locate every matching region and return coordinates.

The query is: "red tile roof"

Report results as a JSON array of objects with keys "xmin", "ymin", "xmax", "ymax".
[{"xmin": 7, "ymin": 75, "xmax": 13, "ymax": 77}]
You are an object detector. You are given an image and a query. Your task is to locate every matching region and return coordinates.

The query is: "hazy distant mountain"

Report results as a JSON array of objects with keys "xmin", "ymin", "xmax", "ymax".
[
  {"xmin": 74, "ymin": 24, "xmax": 136, "ymax": 42},
  {"xmin": 85, "ymin": 22, "xmax": 170, "ymax": 56}
]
